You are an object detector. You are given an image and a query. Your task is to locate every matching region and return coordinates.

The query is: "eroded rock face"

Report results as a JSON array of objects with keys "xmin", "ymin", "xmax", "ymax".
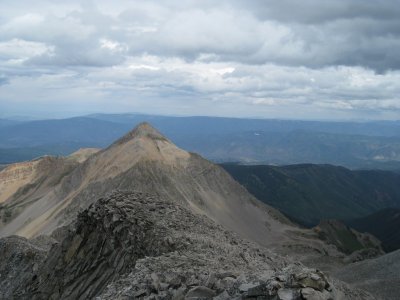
[
  {"xmin": 25, "ymin": 192, "xmax": 179, "ymax": 299},
  {"xmin": 0, "ymin": 156, "xmax": 83, "ymax": 228},
  {"xmin": 0, "ymin": 191, "xmax": 375, "ymax": 300},
  {"xmin": 0, "ymin": 236, "xmax": 47, "ymax": 299},
  {"xmin": 101, "ymin": 258, "xmax": 374, "ymax": 300}
]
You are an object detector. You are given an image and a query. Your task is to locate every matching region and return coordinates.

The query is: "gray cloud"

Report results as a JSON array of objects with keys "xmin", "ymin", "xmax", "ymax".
[
  {"xmin": 0, "ymin": 76, "xmax": 8, "ymax": 86},
  {"xmin": 0, "ymin": 0, "xmax": 399, "ymax": 120},
  {"xmin": 238, "ymin": 0, "xmax": 400, "ymax": 24},
  {"xmin": 2, "ymin": 0, "xmax": 400, "ymax": 71}
]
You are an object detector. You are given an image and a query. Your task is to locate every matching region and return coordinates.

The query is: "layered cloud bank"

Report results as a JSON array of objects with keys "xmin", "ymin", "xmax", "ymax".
[{"xmin": 1, "ymin": 0, "xmax": 400, "ymax": 119}]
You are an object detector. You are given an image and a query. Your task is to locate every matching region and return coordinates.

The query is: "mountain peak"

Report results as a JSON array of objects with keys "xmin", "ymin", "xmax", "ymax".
[{"xmin": 113, "ymin": 122, "xmax": 168, "ymax": 146}]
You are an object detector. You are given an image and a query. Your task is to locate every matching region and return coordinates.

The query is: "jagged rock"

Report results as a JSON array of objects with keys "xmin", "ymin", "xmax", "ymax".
[
  {"xmin": 293, "ymin": 270, "xmax": 328, "ymax": 291},
  {"xmin": 246, "ymin": 281, "xmax": 282, "ymax": 298},
  {"xmin": 0, "ymin": 236, "xmax": 47, "ymax": 299},
  {"xmin": 343, "ymin": 247, "xmax": 383, "ymax": 263},
  {"xmin": 216, "ymin": 276, "xmax": 236, "ymax": 291},
  {"xmin": 277, "ymin": 288, "xmax": 297, "ymax": 300},
  {"xmin": 213, "ymin": 290, "xmax": 231, "ymax": 300},
  {"xmin": 0, "ymin": 191, "xmax": 376, "ymax": 300},
  {"xmin": 239, "ymin": 282, "xmax": 258, "ymax": 292},
  {"xmin": 185, "ymin": 286, "xmax": 216, "ymax": 299},
  {"xmin": 301, "ymin": 287, "xmax": 331, "ymax": 300}
]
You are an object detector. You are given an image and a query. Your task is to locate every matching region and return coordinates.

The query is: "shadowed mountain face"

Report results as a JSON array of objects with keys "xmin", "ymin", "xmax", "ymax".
[
  {"xmin": 348, "ymin": 208, "xmax": 400, "ymax": 252},
  {"xmin": 314, "ymin": 220, "xmax": 382, "ymax": 257},
  {"xmin": 221, "ymin": 163, "xmax": 400, "ymax": 226}
]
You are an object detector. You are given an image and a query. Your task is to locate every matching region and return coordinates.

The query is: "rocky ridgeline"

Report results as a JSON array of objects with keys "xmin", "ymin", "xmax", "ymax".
[
  {"xmin": 0, "ymin": 162, "xmax": 35, "ymax": 183},
  {"xmin": 101, "ymin": 256, "xmax": 370, "ymax": 300},
  {"xmin": 0, "ymin": 191, "xmax": 373, "ymax": 299},
  {"xmin": 0, "ymin": 156, "xmax": 64, "ymax": 183}
]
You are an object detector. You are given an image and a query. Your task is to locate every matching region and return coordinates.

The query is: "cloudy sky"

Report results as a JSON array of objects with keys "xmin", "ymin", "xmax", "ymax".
[{"xmin": 1, "ymin": 0, "xmax": 400, "ymax": 120}]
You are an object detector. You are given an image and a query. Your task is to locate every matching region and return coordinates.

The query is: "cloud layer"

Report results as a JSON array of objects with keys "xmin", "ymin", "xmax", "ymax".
[{"xmin": 1, "ymin": 0, "xmax": 399, "ymax": 119}]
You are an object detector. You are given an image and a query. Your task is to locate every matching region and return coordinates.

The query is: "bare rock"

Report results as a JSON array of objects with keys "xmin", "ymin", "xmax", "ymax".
[
  {"xmin": 0, "ymin": 191, "xmax": 377, "ymax": 300},
  {"xmin": 301, "ymin": 287, "xmax": 331, "ymax": 300},
  {"xmin": 185, "ymin": 286, "xmax": 216, "ymax": 299},
  {"xmin": 213, "ymin": 290, "xmax": 231, "ymax": 300}
]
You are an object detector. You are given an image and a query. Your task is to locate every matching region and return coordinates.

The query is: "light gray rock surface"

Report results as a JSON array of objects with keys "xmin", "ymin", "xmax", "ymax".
[
  {"xmin": 334, "ymin": 249, "xmax": 400, "ymax": 300},
  {"xmin": 0, "ymin": 191, "xmax": 376, "ymax": 299}
]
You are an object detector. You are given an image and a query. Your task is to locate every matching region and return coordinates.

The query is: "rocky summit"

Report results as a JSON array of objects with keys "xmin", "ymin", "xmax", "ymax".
[
  {"xmin": 0, "ymin": 123, "xmax": 392, "ymax": 299},
  {"xmin": 0, "ymin": 191, "xmax": 373, "ymax": 299}
]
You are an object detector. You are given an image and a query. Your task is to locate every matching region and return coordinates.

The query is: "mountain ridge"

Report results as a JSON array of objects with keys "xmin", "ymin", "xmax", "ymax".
[
  {"xmin": 0, "ymin": 122, "xmax": 392, "ymax": 299},
  {"xmin": 0, "ymin": 123, "xmax": 355, "ymax": 270},
  {"xmin": 111, "ymin": 121, "xmax": 169, "ymax": 146},
  {"xmin": 0, "ymin": 123, "xmax": 289, "ymax": 247},
  {"xmin": 0, "ymin": 191, "xmax": 374, "ymax": 299},
  {"xmin": 1, "ymin": 114, "xmax": 400, "ymax": 170}
]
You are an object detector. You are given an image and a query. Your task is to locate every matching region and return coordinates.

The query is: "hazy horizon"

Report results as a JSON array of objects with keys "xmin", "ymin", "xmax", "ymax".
[
  {"xmin": 1, "ymin": 111, "xmax": 400, "ymax": 123},
  {"xmin": 1, "ymin": 1, "xmax": 400, "ymax": 121}
]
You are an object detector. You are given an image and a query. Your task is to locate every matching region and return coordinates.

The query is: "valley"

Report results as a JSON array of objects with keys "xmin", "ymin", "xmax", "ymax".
[
  {"xmin": 221, "ymin": 163, "xmax": 400, "ymax": 227},
  {"xmin": 348, "ymin": 208, "xmax": 400, "ymax": 252}
]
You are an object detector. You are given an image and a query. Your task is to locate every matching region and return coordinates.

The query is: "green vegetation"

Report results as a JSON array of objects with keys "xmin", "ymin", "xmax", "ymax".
[
  {"xmin": 335, "ymin": 229, "xmax": 364, "ymax": 253},
  {"xmin": 348, "ymin": 208, "xmax": 400, "ymax": 252},
  {"xmin": 222, "ymin": 163, "xmax": 400, "ymax": 226}
]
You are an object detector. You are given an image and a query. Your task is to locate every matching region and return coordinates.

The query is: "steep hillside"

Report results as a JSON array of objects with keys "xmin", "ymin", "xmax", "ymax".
[
  {"xmin": 348, "ymin": 208, "xmax": 400, "ymax": 252},
  {"xmin": 314, "ymin": 220, "xmax": 382, "ymax": 257},
  {"xmin": 0, "ymin": 123, "xmax": 365, "ymax": 271},
  {"xmin": 334, "ymin": 250, "xmax": 400, "ymax": 300},
  {"xmin": 222, "ymin": 163, "xmax": 400, "ymax": 226},
  {"xmin": 0, "ymin": 159, "xmax": 40, "ymax": 204},
  {"xmin": 0, "ymin": 149, "xmax": 99, "ymax": 227},
  {"xmin": 0, "ymin": 143, "xmax": 99, "ymax": 164},
  {"xmin": 0, "ymin": 191, "xmax": 373, "ymax": 299},
  {"xmin": 0, "ymin": 124, "xmax": 293, "ymax": 248},
  {"xmin": 68, "ymin": 148, "xmax": 101, "ymax": 163}
]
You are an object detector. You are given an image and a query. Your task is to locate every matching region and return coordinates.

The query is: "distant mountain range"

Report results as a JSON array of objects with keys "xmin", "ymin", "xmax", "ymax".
[
  {"xmin": 221, "ymin": 163, "xmax": 400, "ymax": 227},
  {"xmin": 0, "ymin": 114, "xmax": 400, "ymax": 170}
]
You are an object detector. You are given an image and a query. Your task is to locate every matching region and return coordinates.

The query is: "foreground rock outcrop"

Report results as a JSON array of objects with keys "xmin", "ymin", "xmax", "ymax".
[{"xmin": 0, "ymin": 191, "xmax": 374, "ymax": 299}]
